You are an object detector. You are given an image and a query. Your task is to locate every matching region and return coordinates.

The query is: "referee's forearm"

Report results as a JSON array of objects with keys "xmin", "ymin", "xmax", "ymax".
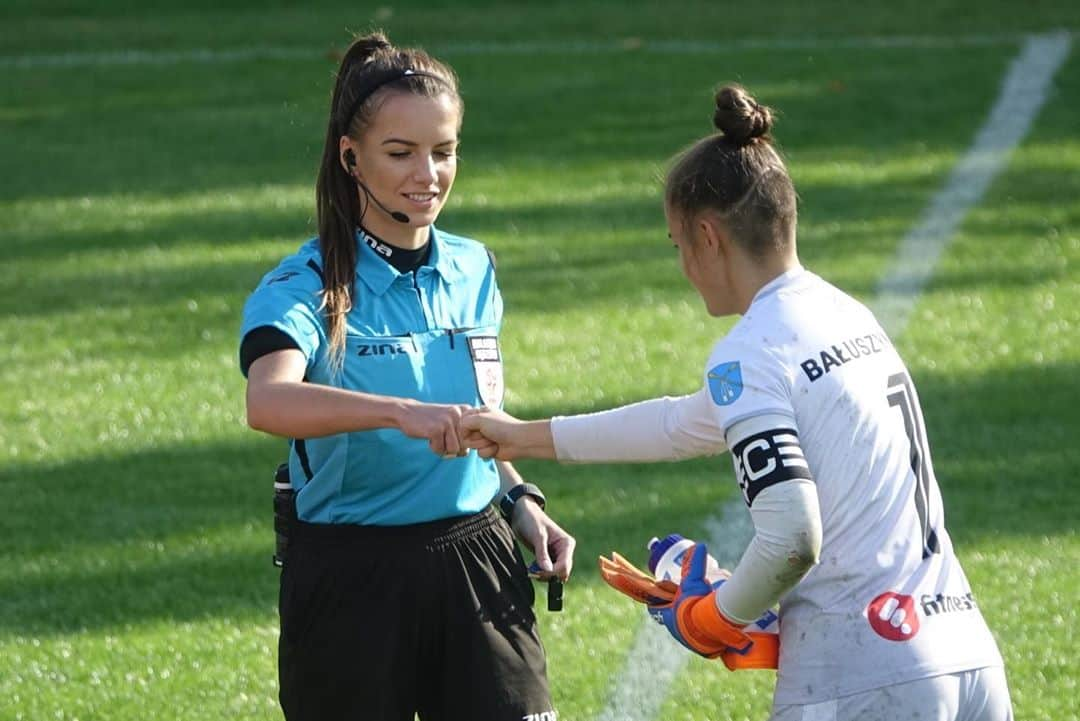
[
  {"xmin": 246, "ymin": 380, "xmax": 409, "ymax": 438},
  {"xmin": 495, "ymin": 461, "xmax": 524, "ymax": 494}
]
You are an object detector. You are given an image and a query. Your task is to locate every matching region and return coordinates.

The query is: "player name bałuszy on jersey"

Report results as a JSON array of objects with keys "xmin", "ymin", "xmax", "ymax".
[{"xmin": 798, "ymin": 331, "xmax": 891, "ymax": 382}]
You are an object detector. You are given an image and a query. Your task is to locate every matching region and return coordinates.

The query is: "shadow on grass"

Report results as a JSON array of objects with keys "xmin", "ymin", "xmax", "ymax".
[
  {"xmin": 909, "ymin": 360, "xmax": 1080, "ymax": 539},
  {"xmin": 2, "ymin": 38, "xmax": 1020, "ymax": 209},
  {"xmin": 0, "ymin": 436, "xmax": 279, "ymax": 635},
  {"xmin": 7, "ymin": 41, "xmax": 1064, "ymax": 326},
  {"xmin": 1, "ymin": 438, "xmax": 275, "ymax": 555},
  {"xmin": 12, "ymin": 172, "xmax": 1061, "ymax": 330},
  {"xmin": 6, "ymin": 199, "xmax": 314, "ymax": 264}
]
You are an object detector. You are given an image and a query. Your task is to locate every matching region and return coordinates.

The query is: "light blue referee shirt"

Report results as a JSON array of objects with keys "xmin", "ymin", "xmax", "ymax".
[{"xmin": 240, "ymin": 227, "xmax": 503, "ymax": 525}]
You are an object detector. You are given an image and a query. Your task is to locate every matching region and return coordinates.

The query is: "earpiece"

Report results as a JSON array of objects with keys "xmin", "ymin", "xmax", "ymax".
[{"xmin": 344, "ymin": 148, "xmax": 357, "ymax": 168}]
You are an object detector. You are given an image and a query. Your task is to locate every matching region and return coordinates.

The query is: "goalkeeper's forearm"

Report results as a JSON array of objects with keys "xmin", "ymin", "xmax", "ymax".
[
  {"xmin": 551, "ymin": 388, "xmax": 728, "ymax": 463},
  {"xmin": 713, "ymin": 479, "xmax": 822, "ymax": 625}
]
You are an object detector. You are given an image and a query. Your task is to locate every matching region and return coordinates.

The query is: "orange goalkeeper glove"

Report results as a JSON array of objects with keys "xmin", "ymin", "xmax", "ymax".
[
  {"xmin": 650, "ymin": 543, "xmax": 752, "ymax": 658},
  {"xmin": 599, "ymin": 542, "xmax": 780, "ymax": 670}
]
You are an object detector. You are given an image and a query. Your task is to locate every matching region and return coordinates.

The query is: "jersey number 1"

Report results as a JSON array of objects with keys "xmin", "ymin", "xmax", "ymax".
[{"xmin": 886, "ymin": 372, "xmax": 941, "ymax": 559}]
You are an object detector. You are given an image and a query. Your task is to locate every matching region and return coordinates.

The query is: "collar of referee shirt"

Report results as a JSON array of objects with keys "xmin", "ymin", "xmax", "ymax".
[{"xmin": 355, "ymin": 226, "xmax": 462, "ymax": 295}]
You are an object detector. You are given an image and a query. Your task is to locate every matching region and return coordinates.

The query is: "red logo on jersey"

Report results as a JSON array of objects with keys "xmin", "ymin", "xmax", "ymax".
[{"xmin": 866, "ymin": 592, "xmax": 921, "ymax": 641}]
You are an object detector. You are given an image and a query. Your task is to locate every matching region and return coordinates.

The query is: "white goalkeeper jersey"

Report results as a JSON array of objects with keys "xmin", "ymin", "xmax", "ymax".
[{"xmin": 706, "ymin": 267, "xmax": 1003, "ymax": 704}]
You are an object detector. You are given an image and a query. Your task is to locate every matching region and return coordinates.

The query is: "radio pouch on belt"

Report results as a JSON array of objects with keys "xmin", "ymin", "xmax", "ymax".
[{"xmin": 273, "ymin": 463, "xmax": 296, "ymax": 568}]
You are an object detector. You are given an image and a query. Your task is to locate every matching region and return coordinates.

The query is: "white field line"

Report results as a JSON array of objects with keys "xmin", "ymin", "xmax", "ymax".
[
  {"xmin": 1, "ymin": 47, "xmax": 318, "ymax": 69},
  {"xmin": 872, "ymin": 30, "xmax": 1073, "ymax": 333},
  {"xmin": 595, "ymin": 30, "xmax": 1071, "ymax": 721},
  {"xmin": 1, "ymin": 33, "xmax": 1071, "ymax": 70}
]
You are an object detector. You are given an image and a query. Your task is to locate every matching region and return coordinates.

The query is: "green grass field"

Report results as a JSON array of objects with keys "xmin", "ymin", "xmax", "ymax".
[{"xmin": 2, "ymin": 2, "xmax": 1078, "ymax": 719}]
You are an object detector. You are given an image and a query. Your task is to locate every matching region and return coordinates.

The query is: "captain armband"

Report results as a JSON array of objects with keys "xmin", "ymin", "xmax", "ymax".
[{"xmin": 731, "ymin": 428, "xmax": 813, "ymax": 506}]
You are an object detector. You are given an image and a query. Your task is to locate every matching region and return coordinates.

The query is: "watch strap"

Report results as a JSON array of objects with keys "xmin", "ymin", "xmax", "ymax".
[{"xmin": 499, "ymin": 482, "xmax": 546, "ymax": 518}]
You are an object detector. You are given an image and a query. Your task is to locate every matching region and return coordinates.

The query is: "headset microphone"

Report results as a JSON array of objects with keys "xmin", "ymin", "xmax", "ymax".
[
  {"xmin": 357, "ymin": 181, "xmax": 411, "ymax": 224},
  {"xmin": 343, "ymin": 149, "xmax": 411, "ymax": 224}
]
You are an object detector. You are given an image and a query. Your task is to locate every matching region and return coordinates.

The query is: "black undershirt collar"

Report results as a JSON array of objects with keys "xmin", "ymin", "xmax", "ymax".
[{"xmin": 360, "ymin": 226, "xmax": 431, "ymax": 275}]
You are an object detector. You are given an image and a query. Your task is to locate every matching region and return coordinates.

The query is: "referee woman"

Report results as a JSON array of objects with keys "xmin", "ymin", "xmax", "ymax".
[
  {"xmin": 239, "ymin": 32, "xmax": 573, "ymax": 721},
  {"xmin": 464, "ymin": 86, "xmax": 1012, "ymax": 720}
]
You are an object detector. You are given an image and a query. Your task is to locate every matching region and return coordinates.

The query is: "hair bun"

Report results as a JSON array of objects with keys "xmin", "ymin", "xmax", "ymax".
[
  {"xmin": 712, "ymin": 85, "xmax": 773, "ymax": 145},
  {"xmin": 338, "ymin": 31, "xmax": 393, "ymax": 70},
  {"xmin": 351, "ymin": 31, "xmax": 393, "ymax": 60}
]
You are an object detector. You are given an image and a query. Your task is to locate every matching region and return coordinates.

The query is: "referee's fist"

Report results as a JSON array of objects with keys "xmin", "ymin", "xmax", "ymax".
[{"xmin": 395, "ymin": 401, "xmax": 472, "ymax": 457}]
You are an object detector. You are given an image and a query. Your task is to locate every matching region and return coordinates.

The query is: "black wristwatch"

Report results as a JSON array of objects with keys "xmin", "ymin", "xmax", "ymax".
[{"xmin": 499, "ymin": 482, "xmax": 546, "ymax": 519}]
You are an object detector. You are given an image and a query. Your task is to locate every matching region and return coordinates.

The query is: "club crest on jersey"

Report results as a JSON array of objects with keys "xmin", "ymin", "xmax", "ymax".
[
  {"xmin": 708, "ymin": 361, "xmax": 743, "ymax": 405},
  {"xmin": 467, "ymin": 336, "xmax": 504, "ymax": 407}
]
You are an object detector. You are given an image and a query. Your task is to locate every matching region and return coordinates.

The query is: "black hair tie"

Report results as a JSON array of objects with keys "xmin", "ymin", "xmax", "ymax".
[{"xmin": 343, "ymin": 68, "xmax": 448, "ymax": 127}]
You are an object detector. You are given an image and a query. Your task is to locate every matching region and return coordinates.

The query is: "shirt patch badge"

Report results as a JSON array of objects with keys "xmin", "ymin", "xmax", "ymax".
[
  {"xmin": 708, "ymin": 361, "xmax": 743, "ymax": 406},
  {"xmin": 467, "ymin": 336, "xmax": 504, "ymax": 408}
]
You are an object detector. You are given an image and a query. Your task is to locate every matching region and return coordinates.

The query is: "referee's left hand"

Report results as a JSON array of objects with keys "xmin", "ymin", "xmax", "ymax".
[{"xmin": 511, "ymin": 497, "xmax": 576, "ymax": 583}]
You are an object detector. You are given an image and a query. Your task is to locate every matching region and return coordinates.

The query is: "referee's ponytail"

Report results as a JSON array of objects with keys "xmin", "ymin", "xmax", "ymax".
[
  {"xmin": 315, "ymin": 31, "xmax": 462, "ymax": 369},
  {"xmin": 665, "ymin": 85, "xmax": 797, "ymax": 258}
]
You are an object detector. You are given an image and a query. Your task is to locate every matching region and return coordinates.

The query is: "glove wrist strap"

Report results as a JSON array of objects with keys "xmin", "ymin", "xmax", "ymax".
[{"xmin": 687, "ymin": 592, "xmax": 753, "ymax": 653}]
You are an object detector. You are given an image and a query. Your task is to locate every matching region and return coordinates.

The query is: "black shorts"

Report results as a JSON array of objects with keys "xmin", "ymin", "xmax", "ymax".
[{"xmin": 278, "ymin": 506, "xmax": 554, "ymax": 721}]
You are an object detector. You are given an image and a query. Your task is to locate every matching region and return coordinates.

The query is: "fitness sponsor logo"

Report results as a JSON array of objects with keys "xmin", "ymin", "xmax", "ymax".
[
  {"xmin": 730, "ymin": 428, "xmax": 813, "ymax": 506},
  {"xmin": 921, "ymin": 592, "xmax": 978, "ymax": 617},
  {"xmin": 867, "ymin": 590, "xmax": 979, "ymax": 641},
  {"xmin": 799, "ymin": 331, "xmax": 891, "ymax": 382},
  {"xmin": 867, "ymin": 591, "xmax": 921, "ymax": 641}
]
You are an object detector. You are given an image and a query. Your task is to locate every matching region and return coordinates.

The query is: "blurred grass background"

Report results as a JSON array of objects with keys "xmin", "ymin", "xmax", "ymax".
[{"xmin": 1, "ymin": 2, "xmax": 1077, "ymax": 719}]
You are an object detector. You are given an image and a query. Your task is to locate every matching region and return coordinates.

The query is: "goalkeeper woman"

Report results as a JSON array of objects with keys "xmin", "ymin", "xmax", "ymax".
[
  {"xmin": 463, "ymin": 85, "xmax": 1012, "ymax": 721},
  {"xmin": 239, "ymin": 31, "xmax": 573, "ymax": 721}
]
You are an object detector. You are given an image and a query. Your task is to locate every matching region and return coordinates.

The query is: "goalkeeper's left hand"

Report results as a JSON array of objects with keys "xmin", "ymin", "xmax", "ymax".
[
  {"xmin": 599, "ymin": 542, "xmax": 779, "ymax": 669},
  {"xmin": 649, "ymin": 543, "xmax": 753, "ymax": 659}
]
